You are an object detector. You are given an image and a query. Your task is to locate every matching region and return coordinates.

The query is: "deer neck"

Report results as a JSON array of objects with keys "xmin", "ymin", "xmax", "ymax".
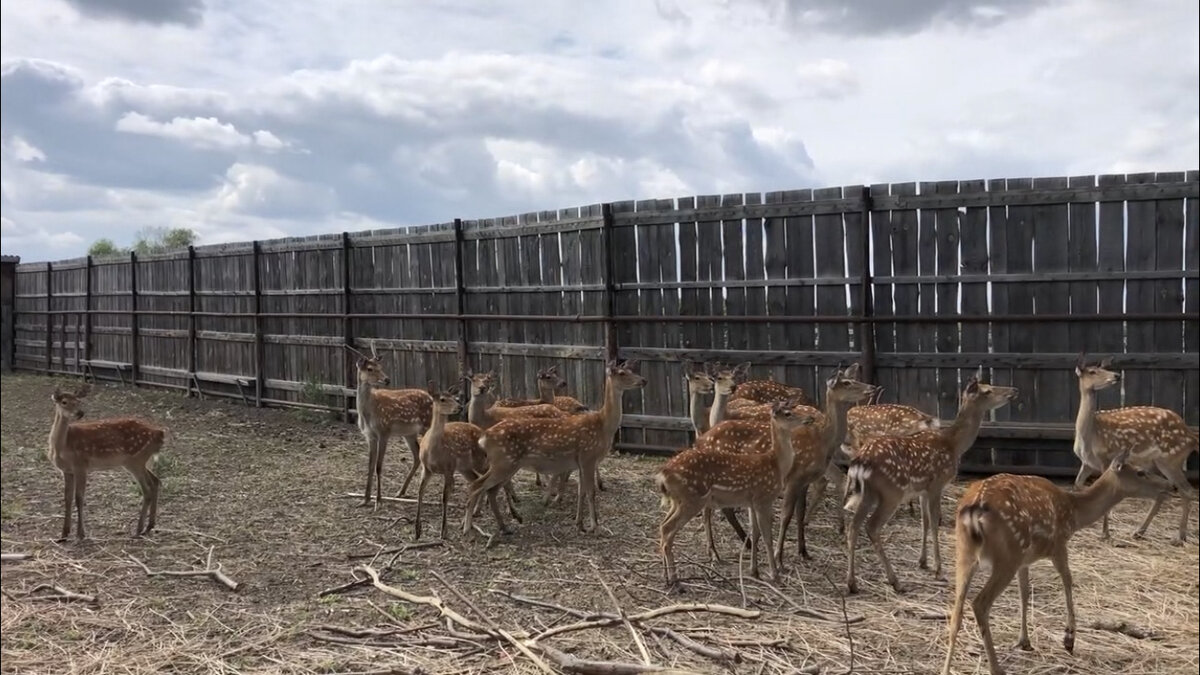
[
  {"xmin": 1067, "ymin": 471, "xmax": 1131, "ymax": 533},
  {"xmin": 466, "ymin": 389, "xmax": 494, "ymax": 427},
  {"xmin": 820, "ymin": 394, "xmax": 853, "ymax": 461},
  {"xmin": 708, "ymin": 388, "xmax": 731, "ymax": 429},
  {"xmin": 536, "ymin": 382, "xmax": 556, "ymax": 405},
  {"xmin": 356, "ymin": 378, "xmax": 378, "ymax": 425},
  {"xmin": 769, "ymin": 421, "xmax": 797, "ymax": 480},
  {"xmin": 47, "ymin": 408, "xmax": 72, "ymax": 462},
  {"xmin": 689, "ymin": 388, "xmax": 710, "ymax": 435},
  {"xmin": 598, "ymin": 376, "xmax": 625, "ymax": 439},
  {"xmin": 943, "ymin": 399, "xmax": 990, "ymax": 458},
  {"xmin": 1074, "ymin": 385, "xmax": 1098, "ymax": 450},
  {"xmin": 424, "ymin": 407, "xmax": 450, "ymax": 452}
]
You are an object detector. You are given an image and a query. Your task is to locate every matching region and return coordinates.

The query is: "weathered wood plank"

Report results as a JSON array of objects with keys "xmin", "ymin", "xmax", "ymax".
[
  {"xmin": 782, "ymin": 188, "xmax": 816, "ymax": 395},
  {"xmin": 677, "ymin": 196, "xmax": 700, "ymax": 353},
  {"xmin": 915, "ymin": 182, "xmax": 940, "ymax": 416},
  {"xmin": 763, "ymin": 190, "xmax": 789, "ymax": 383},
  {"xmin": 934, "ymin": 180, "xmax": 961, "ymax": 418},
  {"xmin": 695, "ymin": 195, "xmax": 722, "ymax": 352},
  {"xmin": 1067, "ymin": 176, "xmax": 1099, "ymax": 354},
  {"xmin": 889, "ymin": 183, "xmax": 920, "ymax": 411},
  {"xmin": 1031, "ymin": 176, "xmax": 1072, "ymax": 423},
  {"xmin": 1124, "ymin": 172, "xmax": 1158, "ymax": 407},
  {"xmin": 1095, "ymin": 175, "xmax": 1127, "ymax": 412},
  {"xmin": 722, "ymin": 193, "xmax": 747, "ymax": 354},
  {"xmin": 1002, "ymin": 179, "xmax": 1036, "ymax": 432},
  {"xmin": 1185, "ymin": 169, "xmax": 1200, "ymax": 428},
  {"xmin": 1153, "ymin": 171, "xmax": 1186, "ymax": 413},
  {"xmin": 814, "ymin": 187, "xmax": 848, "ymax": 375}
]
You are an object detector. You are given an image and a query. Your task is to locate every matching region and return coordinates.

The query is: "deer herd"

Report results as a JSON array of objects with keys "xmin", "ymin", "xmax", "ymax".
[{"xmin": 38, "ymin": 342, "xmax": 1197, "ymax": 675}]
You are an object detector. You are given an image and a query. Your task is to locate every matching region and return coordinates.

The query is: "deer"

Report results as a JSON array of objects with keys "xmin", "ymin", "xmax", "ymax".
[
  {"xmin": 413, "ymin": 382, "xmax": 521, "ymax": 540},
  {"xmin": 1072, "ymin": 355, "xmax": 1199, "ymax": 544},
  {"xmin": 347, "ymin": 342, "xmax": 432, "ymax": 508},
  {"xmin": 705, "ymin": 362, "xmax": 750, "ymax": 430},
  {"xmin": 683, "ymin": 361, "xmax": 716, "ymax": 436},
  {"xmin": 843, "ymin": 371, "xmax": 1017, "ymax": 594},
  {"xmin": 493, "ymin": 366, "xmax": 589, "ymax": 414},
  {"xmin": 46, "ymin": 383, "xmax": 169, "ymax": 541},
  {"xmin": 657, "ymin": 402, "xmax": 816, "ymax": 588},
  {"xmin": 725, "ymin": 369, "xmax": 815, "ymax": 409},
  {"xmin": 941, "ymin": 451, "xmax": 1176, "ymax": 675},
  {"xmin": 462, "ymin": 360, "xmax": 646, "ymax": 535}
]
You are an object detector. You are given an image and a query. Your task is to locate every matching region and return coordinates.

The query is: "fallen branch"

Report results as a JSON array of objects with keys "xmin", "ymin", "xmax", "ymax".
[
  {"xmin": 10, "ymin": 583, "xmax": 98, "ymax": 605},
  {"xmin": 1089, "ymin": 620, "xmax": 1161, "ymax": 641},
  {"xmin": 530, "ymin": 642, "xmax": 667, "ymax": 675},
  {"xmin": 340, "ymin": 493, "xmax": 431, "ymax": 505},
  {"xmin": 742, "ymin": 576, "xmax": 864, "ymax": 624},
  {"xmin": 594, "ymin": 564, "xmax": 653, "ymax": 666},
  {"xmin": 1, "ymin": 553, "xmax": 32, "ymax": 562},
  {"xmin": 128, "ymin": 550, "xmax": 239, "ymax": 592},
  {"xmin": 318, "ymin": 575, "xmax": 370, "ymax": 598},
  {"xmin": 427, "ymin": 570, "xmax": 553, "ymax": 674},
  {"xmin": 346, "ymin": 541, "xmax": 442, "ymax": 560},
  {"xmin": 536, "ymin": 602, "xmax": 759, "ymax": 641},
  {"xmin": 354, "ymin": 565, "xmax": 497, "ymax": 639}
]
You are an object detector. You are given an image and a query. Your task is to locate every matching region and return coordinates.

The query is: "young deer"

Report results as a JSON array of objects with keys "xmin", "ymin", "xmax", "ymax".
[
  {"xmin": 705, "ymin": 362, "xmax": 750, "ymax": 429},
  {"xmin": 1072, "ymin": 356, "xmax": 1199, "ymax": 544},
  {"xmin": 843, "ymin": 372, "xmax": 1017, "ymax": 594},
  {"xmin": 941, "ymin": 451, "xmax": 1175, "ymax": 675},
  {"xmin": 47, "ymin": 384, "xmax": 169, "ymax": 540},
  {"xmin": 682, "ymin": 361, "xmax": 716, "ymax": 436},
  {"xmin": 347, "ymin": 342, "xmax": 432, "ymax": 507},
  {"xmin": 414, "ymin": 383, "xmax": 520, "ymax": 540},
  {"xmin": 493, "ymin": 366, "xmax": 589, "ymax": 414},
  {"xmin": 726, "ymin": 370, "xmax": 815, "ymax": 409},
  {"xmin": 657, "ymin": 402, "xmax": 816, "ymax": 587},
  {"xmin": 463, "ymin": 360, "xmax": 646, "ymax": 535}
]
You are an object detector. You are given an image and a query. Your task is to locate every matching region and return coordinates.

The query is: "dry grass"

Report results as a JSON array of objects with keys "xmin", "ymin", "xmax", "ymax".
[{"xmin": 1, "ymin": 373, "xmax": 1196, "ymax": 674}]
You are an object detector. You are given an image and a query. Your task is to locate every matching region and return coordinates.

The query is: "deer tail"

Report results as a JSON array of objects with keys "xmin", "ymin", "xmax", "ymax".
[
  {"xmin": 958, "ymin": 501, "xmax": 989, "ymax": 545},
  {"xmin": 843, "ymin": 462, "xmax": 869, "ymax": 513}
]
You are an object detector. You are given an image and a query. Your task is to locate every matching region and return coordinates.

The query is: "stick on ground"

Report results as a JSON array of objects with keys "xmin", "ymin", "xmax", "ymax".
[{"xmin": 128, "ymin": 550, "xmax": 239, "ymax": 591}]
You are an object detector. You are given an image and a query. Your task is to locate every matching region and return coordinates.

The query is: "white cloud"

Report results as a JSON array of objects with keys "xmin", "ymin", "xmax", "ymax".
[
  {"xmin": 794, "ymin": 58, "xmax": 859, "ymax": 100},
  {"xmin": 115, "ymin": 112, "xmax": 287, "ymax": 151},
  {"xmin": 5, "ymin": 136, "xmax": 46, "ymax": 162}
]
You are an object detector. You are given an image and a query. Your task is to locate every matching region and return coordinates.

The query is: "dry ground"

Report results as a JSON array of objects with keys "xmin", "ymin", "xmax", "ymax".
[{"xmin": 1, "ymin": 373, "xmax": 1197, "ymax": 675}]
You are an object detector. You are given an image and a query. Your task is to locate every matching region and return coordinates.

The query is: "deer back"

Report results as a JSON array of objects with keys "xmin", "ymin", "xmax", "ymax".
[
  {"xmin": 658, "ymin": 447, "xmax": 787, "ymax": 508},
  {"xmin": 480, "ymin": 412, "xmax": 606, "ymax": 463},
  {"xmin": 1094, "ymin": 406, "xmax": 1199, "ymax": 462},
  {"xmin": 729, "ymin": 380, "xmax": 814, "ymax": 407},
  {"xmin": 845, "ymin": 404, "xmax": 937, "ymax": 448},
  {"xmin": 852, "ymin": 430, "xmax": 958, "ymax": 492},
  {"xmin": 63, "ymin": 417, "xmax": 166, "ymax": 468},
  {"xmin": 486, "ymin": 403, "xmax": 568, "ymax": 423},
  {"xmin": 371, "ymin": 388, "xmax": 434, "ymax": 429},
  {"xmin": 957, "ymin": 474, "xmax": 1071, "ymax": 561}
]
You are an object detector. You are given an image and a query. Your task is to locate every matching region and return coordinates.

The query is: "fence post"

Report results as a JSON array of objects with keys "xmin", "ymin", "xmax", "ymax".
[
  {"xmin": 129, "ymin": 251, "xmax": 140, "ymax": 385},
  {"xmin": 252, "ymin": 240, "xmax": 264, "ymax": 407},
  {"xmin": 857, "ymin": 186, "xmax": 877, "ymax": 384},
  {"xmin": 600, "ymin": 203, "xmax": 618, "ymax": 363},
  {"xmin": 44, "ymin": 262, "xmax": 53, "ymax": 374},
  {"xmin": 82, "ymin": 255, "xmax": 92, "ymax": 374},
  {"xmin": 186, "ymin": 245, "xmax": 196, "ymax": 395},
  {"xmin": 452, "ymin": 218, "xmax": 469, "ymax": 378},
  {"xmin": 341, "ymin": 232, "xmax": 353, "ymax": 422}
]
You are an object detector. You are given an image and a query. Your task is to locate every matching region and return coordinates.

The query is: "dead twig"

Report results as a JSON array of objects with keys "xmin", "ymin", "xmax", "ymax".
[
  {"xmin": 529, "ymin": 642, "xmax": 667, "ymax": 674},
  {"xmin": 534, "ymin": 603, "xmax": 759, "ymax": 641},
  {"xmin": 427, "ymin": 570, "xmax": 553, "ymax": 674},
  {"xmin": 347, "ymin": 541, "xmax": 443, "ymax": 560},
  {"xmin": 594, "ymin": 563, "xmax": 654, "ymax": 666},
  {"xmin": 318, "ymin": 575, "xmax": 370, "ymax": 598},
  {"xmin": 742, "ymin": 576, "xmax": 864, "ymax": 624},
  {"xmin": 10, "ymin": 583, "xmax": 98, "ymax": 605},
  {"xmin": 127, "ymin": 549, "xmax": 239, "ymax": 591},
  {"xmin": 1, "ymin": 553, "xmax": 32, "ymax": 562},
  {"xmin": 1089, "ymin": 620, "xmax": 1162, "ymax": 641}
]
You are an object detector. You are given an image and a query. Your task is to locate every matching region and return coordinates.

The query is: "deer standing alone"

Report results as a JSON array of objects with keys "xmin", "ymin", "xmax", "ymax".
[
  {"xmin": 462, "ymin": 360, "xmax": 646, "ymax": 535},
  {"xmin": 657, "ymin": 402, "xmax": 815, "ymax": 587},
  {"xmin": 46, "ymin": 384, "xmax": 169, "ymax": 540},
  {"xmin": 347, "ymin": 342, "xmax": 432, "ymax": 507},
  {"xmin": 941, "ymin": 451, "xmax": 1175, "ymax": 675},
  {"xmin": 1072, "ymin": 356, "xmax": 1198, "ymax": 543},
  {"xmin": 843, "ymin": 371, "xmax": 1017, "ymax": 593}
]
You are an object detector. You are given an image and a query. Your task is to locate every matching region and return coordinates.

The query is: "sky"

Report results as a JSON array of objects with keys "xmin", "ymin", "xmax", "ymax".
[{"xmin": 2, "ymin": 0, "xmax": 1197, "ymax": 263}]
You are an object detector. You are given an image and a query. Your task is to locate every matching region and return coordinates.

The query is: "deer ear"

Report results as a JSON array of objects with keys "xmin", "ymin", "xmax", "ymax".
[
  {"xmin": 76, "ymin": 383, "xmax": 91, "ymax": 397},
  {"xmin": 51, "ymin": 387, "xmax": 63, "ymax": 402},
  {"xmin": 1110, "ymin": 449, "xmax": 1131, "ymax": 470},
  {"xmin": 447, "ymin": 383, "xmax": 462, "ymax": 396},
  {"xmin": 1100, "ymin": 357, "xmax": 1113, "ymax": 369},
  {"xmin": 843, "ymin": 363, "xmax": 861, "ymax": 380},
  {"xmin": 733, "ymin": 362, "xmax": 751, "ymax": 378},
  {"xmin": 965, "ymin": 377, "xmax": 980, "ymax": 393},
  {"xmin": 427, "ymin": 380, "xmax": 438, "ymax": 395}
]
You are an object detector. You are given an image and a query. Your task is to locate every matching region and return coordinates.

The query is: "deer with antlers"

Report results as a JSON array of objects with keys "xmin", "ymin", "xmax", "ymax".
[
  {"xmin": 941, "ymin": 451, "xmax": 1175, "ymax": 675},
  {"xmin": 1072, "ymin": 355, "xmax": 1198, "ymax": 544},
  {"xmin": 843, "ymin": 371, "xmax": 1017, "ymax": 594},
  {"xmin": 462, "ymin": 360, "xmax": 646, "ymax": 535},
  {"xmin": 413, "ymin": 382, "xmax": 520, "ymax": 540},
  {"xmin": 346, "ymin": 341, "xmax": 432, "ymax": 507},
  {"xmin": 658, "ymin": 402, "xmax": 816, "ymax": 587},
  {"xmin": 46, "ymin": 383, "xmax": 169, "ymax": 540}
]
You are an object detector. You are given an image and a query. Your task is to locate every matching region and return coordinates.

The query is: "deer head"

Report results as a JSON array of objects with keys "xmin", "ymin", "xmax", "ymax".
[
  {"xmin": 1102, "ymin": 449, "xmax": 1175, "ymax": 499},
  {"xmin": 771, "ymin": 399, "xmax": 818, "ymax": 431},
  {"xmin": 710, "ymin": 362, "xmax": 750, "ymax": 395},
  {"xmin": 50, "ymin": 384, "xmax": 91, "ymax": 420},
  {"xmin": 464, "ymin": 370, "xmax": 497, "ymax": 397},
  {"xmin": 345, "ymin": 341, "xmax": 390, "ymax": 386},
  {"xmin": 427, "ymin": 381, "xmax": 464, "ymax": 417},
  {"xmin": 1075, "ymin": 354, "xmax": 1121, "ymax": 392},
  {"xmin": 606, "ymin": 360, "xmax": 647, "ymax": 391},
  {"xmin": 826, "ymin": 363, "xmax": 878, "ymax": 404},
  {"xmin": 683, "ymin": 361, "xmax": 715, "ymax": 396},
  {"xmin": 959, "ymin": 371, "xmax": 1018, "ymax": 411}
]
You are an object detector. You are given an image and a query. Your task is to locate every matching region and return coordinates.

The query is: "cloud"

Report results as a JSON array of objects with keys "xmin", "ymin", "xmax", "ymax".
[
  {"xmin": 115, "ymin": 112, "xmax": 288, "ymax": 151},
  {"xmin": 63, "ymin": 0, "xmax": 204, "ymax": 27},
  {"xmin": 0, "ymin": 215, "xmax": 85, "ymax": 254},
  {"xmin": 762, "ymin": 0, "xmax": 1053, "ymax": 35},
  {"xmin": 795, "ymin": 58, "xmax": 859, "ymax": 100},
  {"xmin": 204, "ymin": 163, "xmax": 336, "ymax": 219}
]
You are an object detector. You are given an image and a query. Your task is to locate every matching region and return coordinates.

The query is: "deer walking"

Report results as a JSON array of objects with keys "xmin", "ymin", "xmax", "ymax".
[
  {"xmin": 657, "ymin": 402, "xmax": 815, "ymax": 587},
  {"xmin": 941, "ymin": 451, "xmax": 1175, "ymax": 675},
  {"xmin": 462, "ymin": 361, "xmax": 646, "ymax": 535},
  {"xmin": 1072, "ymin": 356, "xmax": 1199, "ymax": 544},
  {"xmin": 347, "ymin": 342, "xmax": 432, "ymax": 507},
  {"xmin": 843, "ymin": 372, "xmax": 1017, "ymax": 593},
  {"xmin": 46, "ymin": 384, "xmax": 169, "ymax": 540},
  {"xmin": 414, "ymin": 383, "xmax": 520, "ymax": 540}
]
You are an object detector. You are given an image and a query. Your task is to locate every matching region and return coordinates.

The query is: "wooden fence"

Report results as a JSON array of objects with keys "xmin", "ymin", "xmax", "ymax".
[{"xmin": 9, "ymin": 171, "xmax": 1200, "ymax": 477}]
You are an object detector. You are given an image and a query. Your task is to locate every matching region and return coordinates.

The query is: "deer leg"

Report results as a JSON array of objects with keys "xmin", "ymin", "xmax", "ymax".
[
  {"xmin": 576, "ymin": 460, "xmax": 599, "ymax": 532},
  {"xmin": 748, "ymin": 506, "xmax": 761, "ymax": 579},
  {"xmin": 971, "ymin": 560, "xmax": 1020, "ymax": 675},
  {"xmin": 440, "ymin": 470, "xmax": 455, "ymax": 540},
  {"xmin": 721, "ymin": 508, "xmax": 751, "ymax": 548},
  {"xmin": 844, "ymin": 488, "xmax": 876, "ymax": 595},
  {"xmin": 413, "ymin": 468, "xmax": 432, "ymax": 541},
  {"xmin": 703, "ymin": 508, "xmax": 721, "ymax": 562},
  {"xmin": 774, "ymin": 481, "xmax": 799, "ymax": 566},
  {"xmin": 503, "ymin": 480, "xmax": 523, "ymax": 523},
  {"xmin": 395, "ymin": 434, "xmax": 420, "ymax": 499},
  {"xmin": 375, "ymin": 433, "xmax": 391, "ymax": 508},
  {"xmin": 660, "ymin": 500, "xmax": 701, "ymax": 590},
  {"xmin": 940, "ymin": 529, "xmax": 980, "ymax": 675},
  {"xmin": 73, "ymin": 471, "xmax": 89, "ymax": 541},
  {"xmin": 1050, "ymin": 546, "xmax": 1076, "ymax": 654},
  {"xmin": 361, "ymin": 434, "xmax": 378, "ymax": 507},
  {"xmin": 918, "ymin": 493, "xmax": 931, "ymax": 569},
  {"xmin": 58, "ymin": 472, "xmax": 76, "ymax": 542},
  {"xmin": 130, "ymin": 466, "xmax": 153, "ymax": 536},
  {"xmin": 1142, "ymin": 459, "xmax": 1194, "ymax": 545},
  {"xmin": 595, "ymin": 469, "xmax": 606, "ymax": 492},
  {"xmin": 865, "ymin": 494, "xmax": 905, "ymax": 593},
  {"xmin": 145, "ymin": 466, "xmax": 161, "ymax": 533},
  {"xmin": 756, "ymin": 501, "xmax": 780, "ymax": 582},
  {"xmin": 1014, "ymin": 566, "xmax": 1033, "ymax": 650}
]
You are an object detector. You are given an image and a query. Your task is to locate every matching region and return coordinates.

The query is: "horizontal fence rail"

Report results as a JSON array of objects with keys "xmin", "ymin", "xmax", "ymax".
[{"xmin": 8, "ymin": 171, "xmax": 1199, "ymax": 479}]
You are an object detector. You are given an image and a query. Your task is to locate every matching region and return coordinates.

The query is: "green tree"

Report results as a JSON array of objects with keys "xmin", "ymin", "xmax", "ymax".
[
  {"xmin": 133, "ymin": 227, "xmax": 197, "ymax": 254},
  {"xmin": 87, "ymin": 238, "xmax": 124, "ymax": 257}
]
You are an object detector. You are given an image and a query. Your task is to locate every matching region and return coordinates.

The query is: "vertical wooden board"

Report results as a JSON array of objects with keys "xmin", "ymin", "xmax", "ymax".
[
  {"xmin": 743, "ymin": 192, "xmax": 767, "ymax": 356},
  {"xmin": 721, "ymin": 193, "xmax": 747, "ymax": 352},
  {"xmin": 1002, "ymin": 178, "xmax": 1036, "ymax": 426},
  {"xmin": 1152, "ymin": 171, "xmax": 1186, "ymax": 412},
  {"xmin": 763, "ymin": 191, "xmax": 788, "ymax": 381},
  {"xmin": 813, "ymin": 186, "xmax": 848, "ymax": 358},
  {"xmin": 915, "ymin": 182, "xmax": 941, "ymax": 416},
  {"xmin": 499, "ymin": 218, "xmax": 525, "ymax": 398},
  {"xmin": 890, "ymin": 182, "xmax": 922, "ymax": 410},
  {"xmin": 577, "ymin": 207, "xmax": 605, "ymax": 403},
  {"xmin": 843, "ymin": 187, "xmax": 865, "ymax": 332},
  {"xmin": 651, "ymin": 199, "xmax": 679, "ymax": 425},
  {"xmin": 1123, "ymin": 172, "xmax": 1158, "ymax": 407},
  {"xmin": 634, "ymin": 199, "xmax": 662, "ymax": 432},
  {"xmin": 868, "ymin": 184, "xmax": 896, "ymax": 395},
  {"xmin": 1031, "ymin": 176, "xmax": 1071, "ymax": 423},
  {"xmin": 959, "ymin": 180, "xmax": 989, "ymax": 359},
  {"xmin": 986, "ymin": 180, "xmax": 1011, "ymax": 424},
  {"xmin": 677, "ymin": 196, "xmax": 699, "ymax": 351},
  {"xmin": 1067, "ymin": 176, "xmax": 1099, "ymax": 355},
  {"xmin": 1096, "ymin": 175, "xmax": 1127, "ymax": 410},
  {"xmin": 934, "ymin": 180, "xmax": 961, "ymax": 417},
  {"xmin": 781, "ymin": 189, "xmax": 815, "ymax": 394},
  {"xmin": 694, "ymin": 195, "xmax": 722, "ymax": 351},
  {"xmin": 539, "ymin": 215, "xmax": 564, "ymax": 347},
  {"xmin": 519, "ymin": 217, "xmax": 543, "ymax": 355},
  {"xmin": 609, "ymin": 200, "xmax": 641, "ymax": 441},
  {"xmin": 558, "ymin": 220, "xmax": 583, "ymax": 351},
  {"xmin": 1185, "ymin": 169, "xmax": 1199, "ymax": 427}
]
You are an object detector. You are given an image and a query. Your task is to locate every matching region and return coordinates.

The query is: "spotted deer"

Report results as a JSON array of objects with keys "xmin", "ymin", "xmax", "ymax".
[
  {"xmin": 705, "ymin": 362, "xmax": 750, "ymax": 429},
  {"xmin": 347, "ymin": 342, "xmax": 433, "ymax": 507},
  {"xmin": 493, "ymin": 366, "xmax": 589, "ymax": 414},
  {"xmin": 657, "ymin": 402, "xmax": 816, "ymax": 587},
  {"xmin": 941, "ymin": 451, "xmax": 1175, "ymax": 675},
  {"xmin": 1072, "ymin": 356, "xmax": 1199, "ymax": 544},
  {"xmin": 682, "ymin": 361, "xmax": 716, "ymax": 436},
  {"xmin": 46, "ymin": 383, "xmax": 169, "ymax": 540},
  {"xmin": 413, "ymin": 383, "xmax": 520, "ymax": 540},
  {"xmin": 843, "ymin": 372, "xmax": 1017, "ymax": 594},
  {"xmin": 726, "ymin": 370, "xmax": 815, "ymax": 409},
  {"xmin": 462, "ymin": 360, "xmax": 646, "ymax": 535}
]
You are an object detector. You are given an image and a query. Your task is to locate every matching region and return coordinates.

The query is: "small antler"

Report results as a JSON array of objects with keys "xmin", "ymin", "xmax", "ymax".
[
  {"xmin": 370, "ymin": 339, "xmax": 380, "ymax": 360},
  {"xmin": 343, "ymin": 343, "xmax": 371, "ymax": 361}
]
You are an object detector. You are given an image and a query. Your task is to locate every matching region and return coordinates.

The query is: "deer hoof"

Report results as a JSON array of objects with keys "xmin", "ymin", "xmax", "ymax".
[
  {"xmin": 1062, "ymin": 629, "xmax": 1075, "ymax": 653},
  {"xmin": 1014, "ymin": 638, "xmax": 1033, "ymax": 651},
  {"xmin": 1132, "ymin": 529, "xmax": 1147, "ymax": 541},
  {"xmin": 918, "ymin": 557, "xmax": 929, "ymax": 570},
  {"xmin": 846, "ymin": 581, "xmax": 859, "ymax": 595},
  {"xmin": 1169, "ymin": 537, "xmax": 1185, "ymax": 547}
]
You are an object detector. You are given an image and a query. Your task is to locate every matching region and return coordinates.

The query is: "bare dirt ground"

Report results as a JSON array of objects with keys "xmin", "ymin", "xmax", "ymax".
[{"xmin": 2, "ymin": 373, "xmax": 1197, "ymax": 675}]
